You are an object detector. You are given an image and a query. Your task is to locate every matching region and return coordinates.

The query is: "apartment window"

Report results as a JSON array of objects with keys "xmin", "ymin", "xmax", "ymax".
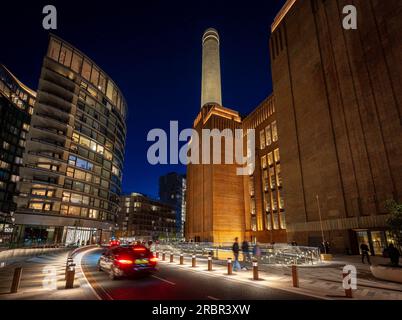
[
  {"xmin": 272, "ymin": 121, "xmax": 278, "ymax": 142},
  {"xmin": 280, "ymin": 212, "xmax": 286, "ymax": 229},
  {"xmin": 90, "ymin": 67, "xmax": 100, "ymax": 87},
  {"xmin": 48, "ymin": 39, "xmax": 61, "ymax": 61},
  {"xmin": 265, "ymin": 125, "xmax": 272, "ymax": 146},
  {"xmin": 273, "ymin": 212, "xmax": 279, "ymax": 230},
  {"xmin": 249, "ymin": 176, "xmax": 255, "ymax": 196},
  {"xmin": 268, "ymin": 152, "xmax": 273, "ymax": 166},
  {"xmin": 71, "ymin": 52, "xmax": 83, "ymax": 73},
  {"xmin": 272, "ymin": 194, "xmax": 278, "ymax": 212},
  {"xmin": 274, "ymin": 148, "xmax": 280, "ymax": 163},
  {"xmin": 251, "ymin": 215, "xmax": 257, "ymax": 232},
  {"xmin": 250, "ymin": 198, "xmax": 256, "ymax": 215},
  {"xmin": 82, "ymin": 59, "xmax": 92, "ymax": 81},
  {"xmin": 263, "ymin": 192, "xmax": 270, "ymax": 212},
  {"xmin": 275, "ymin": 164, "xmax": 282, "ymax": 188},
  {"xmin": 68, "ymin": 206, "xmax": 81, "ymax": 216},
  {"xmin": 263, "ymin": 170, "xmax": 269, "ymax": 192},
  {"xmin": 269, "ymin": 167, "xmax": 276, "ymax": 189},
  {"xmin": 261, "ymin": 155, "xmax": 267, "ymax": 170},
  {"xmin": 266, "ymin": 213, "xmax": 272, "ymax": 230},
  {"xmin": 259, "ymin": 130, "xmax": 266, "ymax": 150},
  {"xmin": 278, "ymin": 189, "xmax": 284, "ymax": 209},
  {"xmin": 89, "ymin": 209, "xmax": 99, "ymax": 219}
]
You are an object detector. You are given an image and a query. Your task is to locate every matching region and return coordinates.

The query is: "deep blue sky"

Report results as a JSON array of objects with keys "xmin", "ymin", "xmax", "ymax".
[{"xmin": 1, "ymin": 0, "xmax": 285, "ymax": 198}]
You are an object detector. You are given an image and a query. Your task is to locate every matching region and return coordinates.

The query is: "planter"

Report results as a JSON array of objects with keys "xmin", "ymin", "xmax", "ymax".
[{"xmin": 370, "ymin": 265, "xmax": 402, "ymax": 283}]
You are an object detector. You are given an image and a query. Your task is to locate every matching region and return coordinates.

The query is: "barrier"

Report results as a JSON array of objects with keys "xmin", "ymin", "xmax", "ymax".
[
  {"xmin": 10, "ymin": 267, "xmax": 23, "ymax": 293},
  {"xmin": 227, "ymin": 258, "xmax": 232, "ymax": 275},
  {"xmin": 208, "ymin": 255, "xmax": 212, "ymax": 271}
]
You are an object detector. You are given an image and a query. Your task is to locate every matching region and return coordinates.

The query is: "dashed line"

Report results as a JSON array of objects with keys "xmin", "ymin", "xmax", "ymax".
[{"xmin": 151, "ymin": 275, "xmax": 176, "ymax": 285}]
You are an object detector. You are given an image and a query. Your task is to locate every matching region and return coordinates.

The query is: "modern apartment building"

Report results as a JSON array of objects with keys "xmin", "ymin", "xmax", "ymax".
[
  {"xmin": 117, "ymin": 193, "xmax": 176, "ymax": 241},
  {"xmin": 159, "ymin": 172, "xmax": 187, "ymax": 238},
  {"xmin": 0, "ymin": 65, "xmax": 36, "ymax": 245},
  {"xmin": 15, "ymin": 35, "xmax": 127, "ymax": 246}
]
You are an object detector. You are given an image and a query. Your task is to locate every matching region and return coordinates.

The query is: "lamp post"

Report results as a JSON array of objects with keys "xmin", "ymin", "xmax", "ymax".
[{"xmin": 316, "ymin": 194, "xmax": 326, "ymax": 253}]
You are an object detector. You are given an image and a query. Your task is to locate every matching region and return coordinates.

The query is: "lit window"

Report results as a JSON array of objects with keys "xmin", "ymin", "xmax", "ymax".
[
  {"xmin": 259, "ymin": 130, "xmax": 266, "ymax": 150},
  {"xmin": 265, "ymin": 125, "xmax": 272, "ymax": 146},
  {"xmin": 280, "ymin": 212, "xmax": 286, "ymax": 229},
  {"xmin": 268, "ymin": 152, "xmax": 273, "ymax": 166},
  {"xmin": 266, "ymin": 213, "xmax": 272, "ymax": 230},
  {"xmin": 272, "ymin": 121, "xmax": 278, "ymax": 142},
  {"xmin": 274, "ymin": 148, "xmax": 280, "ymax": 163},
  {"xmin": 82, "ymin": 59, "xmax": 92, "ymax": 81}
]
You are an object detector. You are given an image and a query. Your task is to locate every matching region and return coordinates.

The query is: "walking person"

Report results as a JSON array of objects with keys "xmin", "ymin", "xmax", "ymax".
[
  {"xmin": 241, "ymin": 240, "xmax": 251, "ymax": 270},
  {"xmin": 360, "ymin": 242, "xmax": 371, "ymax": 265},
  {"xmin": 252, "ymin": 243, "xmax": 262, "ymax": 263},
  {"xmin": 388, "ymin": 243, "xmax": 400, "ymax": 267},
  {"xmin": 232, "ymin": 237, "xmax": 241, "ymax": 272}
]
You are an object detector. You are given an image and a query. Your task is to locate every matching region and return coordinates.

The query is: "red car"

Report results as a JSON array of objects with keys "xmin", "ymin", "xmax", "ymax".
[
  {"xmin": 109, "ymin": 239, "xmax": 120, "ymax": 247},
  {"xmin": 98, "ymin": 245, "xmax": 158, "ymax": 280}
]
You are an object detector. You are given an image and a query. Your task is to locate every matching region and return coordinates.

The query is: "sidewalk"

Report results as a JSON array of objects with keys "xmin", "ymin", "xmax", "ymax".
[
  {"xmin": 161, "ymin": 253, "xmax": 402, "ymax": 300},
  {"xmin": 0, "ymin": 249, "xmax": 97, "ymax": 300}
]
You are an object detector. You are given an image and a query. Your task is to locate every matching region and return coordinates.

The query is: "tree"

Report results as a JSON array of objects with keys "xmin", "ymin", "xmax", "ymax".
[{"xmin": 385, "ymin": 200, "xmax": 402, "ymax": 250}]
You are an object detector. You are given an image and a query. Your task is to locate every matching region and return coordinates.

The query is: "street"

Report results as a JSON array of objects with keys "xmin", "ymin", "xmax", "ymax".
[{"xmin": 81, "ymin": 248, "xmax": 315, "ymax": 300}]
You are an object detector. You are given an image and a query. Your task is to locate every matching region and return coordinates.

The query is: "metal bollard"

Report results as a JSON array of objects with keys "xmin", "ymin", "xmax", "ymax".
[
  {"xmin": 253, "ymin": 260, "xmax": 259, "ymax": 280},
  {"xmin": 208, "ymin": 255, "xmax": 212, "ymax": 271},
  {"xmin": 65, "ymin": 264, "xmax": 76, "ymax": 289},
  {"xmin": 343, "ymin": 271, "xmax": 353, "ymax": 298},
  {"xmin": 180, "ymin": 253, "xmax": 184, "ymax": 265},
  {"xmin": 65, "ymin": 257, "xmax": 74, "ymax": 280},
  {"xmin": 170, "ymin": 253, "xmax": 174, "ymax": 263},
  {"xmin": 10, "ymin": 267, "xmax": 23, "ymax": 293},
  {"xmin": 162, "ymin": 252, "xmax": 166, "ymax": 261},
  {"xmin": 227, "ymin": 258, "xmax": 232, "ymax": 275},
  {"xmin": 191, "ymin": 255, "xmax": 196, "ymax": 267},
  {"xmin": 292, "ymin": 265, "xmax": 299, "ymax": 288}
]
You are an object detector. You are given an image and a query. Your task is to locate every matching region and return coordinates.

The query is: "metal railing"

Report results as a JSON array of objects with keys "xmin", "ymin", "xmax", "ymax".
[{"xmin": 154, "ymin": 242, "xmax": 321, "ymax": 266}]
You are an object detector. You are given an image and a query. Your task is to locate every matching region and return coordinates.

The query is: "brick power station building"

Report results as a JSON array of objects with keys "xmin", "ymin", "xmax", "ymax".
[{"xmin": 186, "ymin": 0, "xmax": 402, "ymax": 255}]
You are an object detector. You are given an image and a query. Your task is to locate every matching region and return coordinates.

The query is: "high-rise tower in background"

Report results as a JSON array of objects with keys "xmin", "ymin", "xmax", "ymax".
[
  {"xmin": 159, "ymin": 172, "xmax": 186, "ymax": 238},
  {"xmin": 201, "ymin": 28, "xmax": 222, "ymax": 108}
]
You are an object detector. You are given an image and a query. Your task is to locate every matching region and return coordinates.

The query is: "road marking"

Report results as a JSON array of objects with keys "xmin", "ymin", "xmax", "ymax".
[
  {"xmin": 207, "ymin": 295, "xmax": 220, "ymax": 300},
  {"xmin": 152, "ymin": 275, "xmax": 176, "ymax": 285},
  {"xmin": 77, "ymin": 248, "xmax": 113, "ymax": 301}
]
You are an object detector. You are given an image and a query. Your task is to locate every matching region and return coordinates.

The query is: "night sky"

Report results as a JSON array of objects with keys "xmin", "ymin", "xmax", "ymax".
[{"xmin": 1, "ymin": 0, "xmax": 286, "ymax": 198}]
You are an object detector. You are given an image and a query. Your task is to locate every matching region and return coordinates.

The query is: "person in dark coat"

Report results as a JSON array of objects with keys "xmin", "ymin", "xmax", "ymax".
[
  {"xmin": 388, "ymin": 243, "xmax": 400, "ymax": 266},
  {"xmin": 232, "ymin": 237, "xmax": 241, "ymax": 271},
  {"xmin": 360, "ymin": 242, "xmax": 371, "ymax": 265},
  {"xmin": 241, "ymin": 240, "xmax": 251, "ymax": 267}
]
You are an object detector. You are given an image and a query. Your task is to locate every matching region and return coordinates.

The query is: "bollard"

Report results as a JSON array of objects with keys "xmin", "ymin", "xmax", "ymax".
[
  {"xmin": 170, "ymin": 253, "xmax": 174, "ymax": 263},
  {"xmin": 253, "ymin": 260, "xmax": 259, "ymax": 280},
  {"xmin": 191, "ymin": 255, "xmax": 196, "ymax": 267},
  {"xmin": 65, "ymin": 264, "xmax": 76, "ymax": 289},
  {"xmin": 65, "ymin": 257, "xmax": 74, "ymax": 280},
  {"xmin": 227, "ymin": 258, "xmax": 232, "ymax": 275},
  {"xmin": 208, "ymin": 255, "xmax": 212, "ymax": 271},
  {"xmin": 292, "ymin": 265, "xmax": 299, "ymax": 288},
  {"xmin": 180, "ymin": 253, "xmax": 184, "ymax": 265},
  {"xmin": 10, "ymin": 267, "xmax": 23, "ymax": 293},
  {"xmin": 162, "ymin": 252, "xmax": 166, "ymax": 261},
  {"xmin": 343, "ymin": 271, "xmax": 353, "ymax": 298},
  {"xmin": 156, "ymin": 252, "xmax": 159, "ymax": 259}
]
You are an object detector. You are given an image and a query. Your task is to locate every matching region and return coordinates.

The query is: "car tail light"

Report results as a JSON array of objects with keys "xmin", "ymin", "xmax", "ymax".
[
  {"xmin": 150, "ymin": 256, "xmax": 158, "ymax": 263},
  {"xmin": 117, "ymin": 259, "xmax": 133, "ymax": 265},
  {"xmin": 133, "ymin": 247, "xmax": 146, "ymax": 252}
]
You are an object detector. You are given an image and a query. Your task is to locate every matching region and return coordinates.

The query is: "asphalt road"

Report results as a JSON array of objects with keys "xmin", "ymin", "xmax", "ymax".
[{"xmin": 81, "ymin": 248, "xmax": 317, "ymax": 300}]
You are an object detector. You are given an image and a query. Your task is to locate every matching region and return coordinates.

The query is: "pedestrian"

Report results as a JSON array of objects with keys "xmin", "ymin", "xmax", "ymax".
[
  {"xmin": 232, "ymin": 237, "xmax": 241, "ymax": 272},
  {"xmin": 360, "ymin": 242, "xmax": 371, "ymax": 265},
  {"xmin": 325, "ymin": 241, "xmax": 330, "ymax": 254},
  {"xmin": 388, "ymin": 243, "xmax": 400, "ymax": 267},
  {"xmin": 241, "ymin": 240, "xmax": 251, "ymax": 269}
]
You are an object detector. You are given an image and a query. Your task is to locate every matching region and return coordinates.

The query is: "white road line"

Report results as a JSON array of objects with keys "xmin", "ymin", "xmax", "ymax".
[
  {"xmin": 76, "ymin": 248, "xmax": 105, "ymax": 301},
  {"xmin": 152, "ymin": 275, "xmax": 176, "ymax": 285},
  {"xmin": 207, "ymin": 295, "xmax": 220, "ymax": 300}
]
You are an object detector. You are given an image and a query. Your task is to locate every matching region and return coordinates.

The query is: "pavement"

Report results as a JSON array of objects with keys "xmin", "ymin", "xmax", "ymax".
[{"xmin": 0, "ymin": 247, "xmax": 401, "ymax": 300}]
